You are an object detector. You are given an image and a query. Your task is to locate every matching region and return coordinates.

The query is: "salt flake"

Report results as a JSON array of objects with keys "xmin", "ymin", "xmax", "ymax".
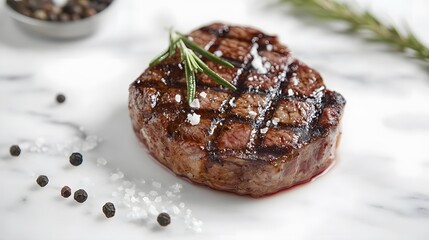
[
  {"xmin": 150, "ymin": 93, "xmax": 159, "ymax": 108},
  {"xmin": 190, "ymin": 99, "xmax": 200, "ymax": 109},
  {"xmin": 199, "ymin": 91, "xmax": 207, "ymax": 98},
  {"xmin": 272, "ymin": 118, "xmax": 280, "ymax": 125},
  {"xmin": 249, "ymin": 111, "xmax": 257, "ymax": 118},
  {"xmin": 152, "ymin": 181, "xmax": 162, "ymax": 188},
  {"xmin": 175, "ymin": 94, "xmax": 181, "ymax": 103},
  {"xmin": 250, "ymin": 44, "xmax": 268, "ymax": 74},
  {"xmin": 187, "ymin": 113, "xmax": 201, "ymax": 125},
  {"xmin": 229, "ymin": 97, "xmax": 236, "ymax": 107},
  {"xmin": 96, "ymin": 158, "xmax": 107, "ymax": 166},
  {"xmin": 214, "ymin": 50, "xmax": 223, "ymax": 57}
]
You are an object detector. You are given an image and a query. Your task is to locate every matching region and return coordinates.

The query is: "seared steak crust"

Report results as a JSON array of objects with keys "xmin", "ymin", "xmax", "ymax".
[{"xmin": 129, "ymin": 23, "xmax": 346, "ymax": 197}]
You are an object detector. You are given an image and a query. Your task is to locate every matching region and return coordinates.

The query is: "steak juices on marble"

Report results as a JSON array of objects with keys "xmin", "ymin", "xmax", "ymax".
[{"xmin": 129, "ymin": 23, "xmax": 345, "ymax": 197}]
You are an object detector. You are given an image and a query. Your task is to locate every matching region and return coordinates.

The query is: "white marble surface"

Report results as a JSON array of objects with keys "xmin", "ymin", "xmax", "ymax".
[{"xmin": 1, "ymin": 0, "xmax": 429, "ymax": 239}]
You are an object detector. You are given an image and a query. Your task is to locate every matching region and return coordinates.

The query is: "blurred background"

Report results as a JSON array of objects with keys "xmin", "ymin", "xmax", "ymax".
[{"xmin": 1, "ymin": 1, "xmax": 429, "ymax": 240}]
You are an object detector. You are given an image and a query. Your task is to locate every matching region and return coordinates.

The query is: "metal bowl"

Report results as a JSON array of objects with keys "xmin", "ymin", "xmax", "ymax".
[{"xmin": 4, "ymin": 1, "xmax": 115, "ymax": 39}]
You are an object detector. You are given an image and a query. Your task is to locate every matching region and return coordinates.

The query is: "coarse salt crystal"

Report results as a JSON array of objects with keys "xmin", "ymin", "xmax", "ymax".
[
  {"xmin": 249, "ymin": 111, "xmax": 257, "ymax": 117},
  {"xmin": 166, "ymin": 191, "xmax": 174, "ymax": 198},
  {"xmin": 150, "ymin": 93, "xmax": 159, "ymax": 108},
  {"xmin": 199, "ymin": 91, "xmax": 207, "ymax": 98},
  {"xmin": 288, "ymin": 89, "xmax": 294, "ymax": 96},
  {"xmin": 152, "ymin": 181, "xmax": 162, "ymax": 188},
  {"xmin": 264, "ymin": 62, "xmax": 271, "ymax": 70},
  {"xmin": 171, "ymin": 183, "xmax": 183, "ymax": 192},
  {"xmin": 190, "ymin": 99, "xmax": 200, "ymax": 109},
  {"xmin": 272, "ymin": 118, "xmax": 280, "ymax": 125},
  {"xmin": 229, "ymin": 97, "xmax": 236, "ymax": 107},
  {"xmin": 175, "ymin": 94, "xmax": 181, "ymax": 103},
  {"xmin": 214, "ymin": 50, "xmax": 223, "ymax": 57},
  {"xmin": 291, "ymin": 74, "xmax": 299, "ymax": 85},
  {"xmin": 187, "ymin": 113, "xmax": 201, "ymax": 125},
  {"xmin": 96, "ymin": 158, "xmax": 107, "ymax": 166},
  {"xmin": 260, "ymin": 127, "xmax": 268, "ymax": 134},
  {"xmin": 110, "ymin": 171, "xmax": 124, "ymax": 181},
  {"xmin": 192, "ymin": 218, "xmax": 203, "ymax": 227},
  {"xmin": 126, "ymin": 211, "xmax": 140, "ymax": 220},
  {"xmin": 172, "ymin": 206, "xmax": 181, "ymax": 215},
  {"xmin": 125, "ymin": 188, "xmax": 135, "ymax": 195},
  {"xmin": 266, "ymin": 44, "xmax": 273, "ymax": 51},
  {"xmin": 148, "ymin": 205, "xmax": 158, "ymax": 215},
  {"xmin": 250, "ymin": 44, "xmax": 268, "ymax": 74}
]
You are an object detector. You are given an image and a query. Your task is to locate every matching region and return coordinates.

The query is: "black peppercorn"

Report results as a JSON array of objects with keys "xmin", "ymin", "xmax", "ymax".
[
  {"xmin": 56, "ymin": 94, "xmax": 66, "ymax": 103},
  {"xmin": 102, "ymin": 202, "xmax": 115, "ymax": 218},
  {"xmin": 7, "ymin": 0, "xmax": 114, "ymax": 22},
  {"xmin": 9, "ymin": 145, "xmax": 21, "ymax": 157},
  {"xmin": 36, "ymin": 175, "xmax": 49, "ymax": 187},
  {"xmin": 74, "ymin": 189, "xmax": 88, "ymax": 203},
  {"xmin": 69, "ymin": 152, "xmax": 83, "ymax": 166},
  {"xmin": 157, "ymin": 212, "xmax": 171, "ymax": 227},
  {"xmin": 61, "ymin": 186, "xmax": 72, "ymax": 198}
]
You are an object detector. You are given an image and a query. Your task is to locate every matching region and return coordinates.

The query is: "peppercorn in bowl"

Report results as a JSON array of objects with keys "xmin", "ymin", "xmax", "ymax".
[{"xmin": 5, "ymin": 0, "xmax": 115, "ymax": 39}]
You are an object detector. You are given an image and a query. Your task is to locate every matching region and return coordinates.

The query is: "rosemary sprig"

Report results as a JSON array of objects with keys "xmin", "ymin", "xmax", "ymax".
[
  {"xmin": 280, "ymin": 0, "xmax": 429, "ymax": 61},
  {"xmin": 150, "ymin": 30, "xmax": 236, "ymax": 104}
]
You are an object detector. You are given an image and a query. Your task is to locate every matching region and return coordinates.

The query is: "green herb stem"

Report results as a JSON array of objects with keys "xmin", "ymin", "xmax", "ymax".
[
  {"xmin": 149, "ymin": 30, "xmax": 237, "ymax": 105},
  {"xmin": 280, "ymin": 0, "xmax": 429, "ymax": 61}
]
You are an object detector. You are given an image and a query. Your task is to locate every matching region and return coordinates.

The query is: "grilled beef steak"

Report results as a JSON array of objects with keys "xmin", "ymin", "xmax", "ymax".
[{"xmin": 129, "ymin": 23, "xmax": 346, "ymax": 197}]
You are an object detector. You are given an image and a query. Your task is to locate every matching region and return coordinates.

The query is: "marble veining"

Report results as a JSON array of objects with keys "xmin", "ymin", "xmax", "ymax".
[{"xmin": 1, "ymin": 0, "xmax": 429, "ymax": 239}]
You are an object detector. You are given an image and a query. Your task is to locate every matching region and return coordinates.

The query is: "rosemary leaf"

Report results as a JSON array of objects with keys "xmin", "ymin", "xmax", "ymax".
[
  {"xmin": 184, "ymin": 63, "xmax": 196, "ymax": 104},
  {"xmin": 185, "ymin": 54, "xmax": 196, "ymax": 73},
  {"xmin": 168, "ymin": 29, "xmax": 176, "ymax": 56},
  {"xmin": 280, "ymin": 0, "xmax": 429, "ymax": 62},
  {"xmin": 189, "ymin": 52, "xmax": 204, "ymax": 72},
  {"xmin": 149, "ymin": 48, "xmax": 170, "ymax": 67},
  {"xmin": 180, "ymin": 35, "xmax": 235, "ymax": 68},
  {"xmin": 150, "ymin": 29, "xmax": 237, "ymax": 105},
  {"xmin": 194, "ymin": 57, "xmax": 237, "ymax": 90}
]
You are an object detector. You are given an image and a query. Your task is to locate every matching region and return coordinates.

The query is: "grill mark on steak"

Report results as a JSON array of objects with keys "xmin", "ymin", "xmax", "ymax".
[
  {"xmin": 205, "ymin": 58, "xmax": 252, "ymax": 163},
  {"xmin": 195, "ymin": 29, "xmax": 298, "ymax": 163},
  {"xmin": 140, "ymin": 27, "xmax": 280, "ymax": 162},
  {"xmin": 131, "ymin": 23, "xmax": 344, "ymax": 161}
]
